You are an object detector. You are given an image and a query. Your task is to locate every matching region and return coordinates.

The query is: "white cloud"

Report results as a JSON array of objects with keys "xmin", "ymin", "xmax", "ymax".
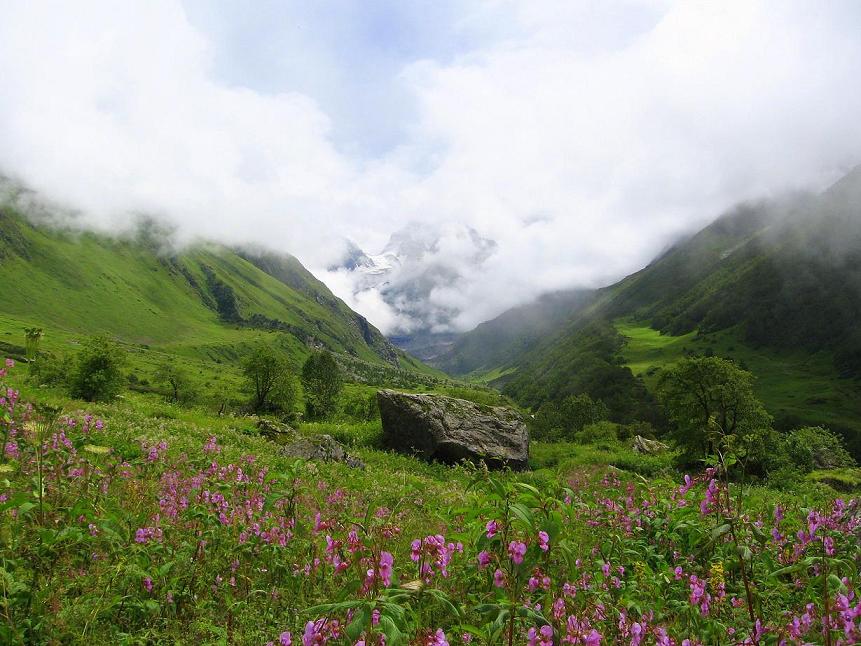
[{"xmin": 1, "ymin": 0, "xmax": 860, "ymax": 334}]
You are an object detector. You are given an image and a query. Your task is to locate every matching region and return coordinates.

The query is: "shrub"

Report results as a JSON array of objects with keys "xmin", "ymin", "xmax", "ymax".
[
  {"xmin": 27, "ymin": 351, "xmax": 72, "ymax": 387},
  {"xmin": 780, "ymin": 426, "xmax": 855, "ymax": 473},
  {"xmin": 69, "ymin": 336, "xmax": 127, "ymax": 401},
  {"xmin": 574, "ymin": 420, "xmax": 619, "ymax": 444},
  {"xmin": 153, "ymin": 360, "xmax": 197, "ymax": 404}
]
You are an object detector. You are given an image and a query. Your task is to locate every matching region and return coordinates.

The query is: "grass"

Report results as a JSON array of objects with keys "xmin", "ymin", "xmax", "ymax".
[{"xmin": 615, "ymin": 318, "xmax": 861, "ymax": 442}]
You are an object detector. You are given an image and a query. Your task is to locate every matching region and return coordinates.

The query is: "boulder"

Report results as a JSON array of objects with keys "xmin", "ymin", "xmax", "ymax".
[
  {"xmin": 281, "ymin": 434, "xmax": 365, "ymax": 469},
  {"xmin": 377, "ymin": 390, "xmax": 529, "ymax": 469},
  {"xmin": 632, "ymin": 435, "xmax": 669, "ymax": 454}
]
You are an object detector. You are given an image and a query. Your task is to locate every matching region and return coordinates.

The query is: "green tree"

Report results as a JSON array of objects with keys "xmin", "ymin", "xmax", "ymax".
[
  {"xmin": 242, "ymin": 343, "xmax": 296, "ymax": 414},
  {"xmin": 69, "ymin": 336, "xmax": 127, "ymax": 402},
  {"xmin": 300, "ymin": 351, "xmax": 343, "ymax": 420},
  {"xmin": 154, "ymin": 360, "xmax": 195, "ymax": 404},
  {"xmin": 657, "ymin": 356, "xmax": 772, "ymax": 463}
]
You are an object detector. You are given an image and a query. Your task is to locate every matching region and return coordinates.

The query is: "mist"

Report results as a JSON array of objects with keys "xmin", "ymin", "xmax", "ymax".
[{"xmin": 2, "ymin": 1, "xmax": 861, "ymax": 334}]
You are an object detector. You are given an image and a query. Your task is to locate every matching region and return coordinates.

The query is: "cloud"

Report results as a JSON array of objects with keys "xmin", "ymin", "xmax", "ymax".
[{"xmin": 1, "ymin": 0, "xmax": 860, "ymax": 334}]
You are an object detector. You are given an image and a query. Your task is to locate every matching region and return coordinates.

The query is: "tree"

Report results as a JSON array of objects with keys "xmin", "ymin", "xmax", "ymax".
[
  {"xmin": 657, "ymin": 356, "xmax": 772, "ymax": 463},
  {"xmin": 300, "ymin": 351, "xmax": 343, "ymax": 420},
  {"xmin": 242, "ymin": 343, "xmax": 296, "ymax": 414},
  {"xmin": 69, "ymin": 336, "xmax": 127, "ymax": 402},
  {"xmin": 154, "ymin": 360, "xmax": 195, "ymax": 404}
]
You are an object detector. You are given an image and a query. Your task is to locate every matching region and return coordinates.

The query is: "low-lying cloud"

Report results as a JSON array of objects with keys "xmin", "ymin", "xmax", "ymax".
[{"xmin": 1, "ymin": 1, "xmax": 860, "ymax": 334}]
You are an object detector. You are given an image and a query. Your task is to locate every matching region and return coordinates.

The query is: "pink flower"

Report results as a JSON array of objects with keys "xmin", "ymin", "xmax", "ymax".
[
  {"xmin": 427, "ymin": 629, "xmax": 449, "ymax": 646},
  {"xmin": 143, "ymin": 577, "xmax": 153, "ymax": 593},
  {"xmin": 493, "ymin": 568, "xmax": 506, "ymax": 588},
  {"xmin": 508, "ymin": 541, "xmax": 527, "ymax": 565},
  {"xmin": 477, "ymin": 551, "xmax": 492, "ymax": 569},
  {"xmin": 538, "ymin": 530, "xmax": 550, "ymax": 552},
  {"xmin": 379, "ymin": 551, "xmax": 394, "ymax": 587},
  {"xmin": 486, "ymin": 520, "xmax": 499, "ymax": 538},
  {"xmin": 280, "ymin": 632, "xmax": 293, "ymax": 646}
]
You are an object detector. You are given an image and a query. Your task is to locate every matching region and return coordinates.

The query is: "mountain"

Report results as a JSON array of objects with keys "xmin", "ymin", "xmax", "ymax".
[
  {"xmin": 327, "ymin": 222, "xmax": 497, "ymax": 345},
  {"xmin": 0, "ymin": 200, "xmax": 431, "ymax": 373},
  {"xmin": 434, "ymin": 288, "xmax": 595, "ymax": 378},
  {"xmin": 444, "ymin": 167, "xmax": 861, "ymax": 454}
]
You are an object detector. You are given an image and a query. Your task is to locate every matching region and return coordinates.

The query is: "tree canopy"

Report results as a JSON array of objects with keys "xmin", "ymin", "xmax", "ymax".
[{"xmin": 657, "ymin": 356, "xmax": 772, "ymax": 463}]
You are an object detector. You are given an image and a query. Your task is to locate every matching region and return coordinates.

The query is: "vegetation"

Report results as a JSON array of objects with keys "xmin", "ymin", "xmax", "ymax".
[
  {"xmin": 301, "ymin": 351, "xmax": 344, "ymax": 420},
  {"xmin": 154, "ymin": 360, "xmax": 196, "ymax": 404},
  {"xmin": 241, "ymin": 343, "xmax": 297, "ymax": 414},
  {"xmin": 1, "ymin": 360, "xmax": 859, "ymax": 644},
  {"xmin": 656, "ymin": 356, "xmax": 772, "ymax": 465},
  {"xmin": 530, "ymin": 393, "xmax": 609, "ymax": 441},
  {"xmin": 68, "ymin": 335, "xmax": 127, "ymax": 402}
]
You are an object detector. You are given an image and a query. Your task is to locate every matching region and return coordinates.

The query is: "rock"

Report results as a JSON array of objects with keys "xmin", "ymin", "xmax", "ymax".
[
  {"xmin": 281, "ymin": 434, "xmax": 365, "ymax": 469},
  {"xmin": 632, "ymin": 435, "xmax": 669, "ymax": 454},
  {"xmin": 377, "ymin": 390, "xmax": 529, "ymax": 470},
  {"xmin": 256, "ymin": 418, "xmax": 297, "ymax": 442}
]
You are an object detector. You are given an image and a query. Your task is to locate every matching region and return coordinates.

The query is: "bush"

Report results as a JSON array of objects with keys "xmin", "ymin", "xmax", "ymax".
[
  {"xmin": 69, "ymin": 336, "xmax": 127, "ymax": 401},
  {"xmin": 530, "ymin": 393, "xmax": 609, "ymax": 441},
  {"xmin": 154, "ymin": 361, "xmax": 197, "ymax": 405},
  {"xmin": 574, "ymin": 420, "xmax": 619, "ymax": 444},
  {"xmin": 339, "ymin": 390, "xmax": 380, "ymax": 421},
  {"xmin": 28, "ymin": 351, "xmax": 73, "ymax": 387},
  {"xmin": 780, "ymin": 426, "xmax": 855, "ymax": 473}
]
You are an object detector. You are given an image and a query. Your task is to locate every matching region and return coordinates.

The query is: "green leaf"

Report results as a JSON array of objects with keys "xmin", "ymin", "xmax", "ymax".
[{"xmin": 509, "ymin": 502, "xmax": 534, "ymax": 529}]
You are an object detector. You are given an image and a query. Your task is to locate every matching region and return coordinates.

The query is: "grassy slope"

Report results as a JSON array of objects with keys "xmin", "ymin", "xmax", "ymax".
[
  {"xmin": 0, "ymin": 206, "xmax": 426, "ymax": 372},
  {"xmin": 451, "ymin": 170, "xmax": 861, "ymax": 456},
  {"xmin": 615, "ymin": 319, "xmax": 861, "ymax": 450}
]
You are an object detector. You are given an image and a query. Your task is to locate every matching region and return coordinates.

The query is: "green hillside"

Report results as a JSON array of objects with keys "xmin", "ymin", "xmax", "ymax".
[
  {"xmin": 0, "ymin": 204, "xmax": 431, "ymax": 374},
  {"xmin": 443, "ymin": 167, "xmax": 861, "ymax": 455}
]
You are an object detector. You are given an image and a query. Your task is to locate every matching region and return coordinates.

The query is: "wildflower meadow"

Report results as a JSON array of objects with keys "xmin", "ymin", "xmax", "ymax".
[{"xmin": 1, "ymin": 359, "xmax": 859, "ymax": 645}]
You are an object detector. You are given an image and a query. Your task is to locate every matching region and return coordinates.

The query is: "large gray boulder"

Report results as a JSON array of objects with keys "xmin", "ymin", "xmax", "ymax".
[{"xmin": 377, "ymin": 390, "xmax": 529, "ymax": 469}]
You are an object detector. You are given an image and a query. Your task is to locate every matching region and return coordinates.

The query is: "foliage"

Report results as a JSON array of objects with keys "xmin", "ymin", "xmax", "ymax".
[
  {"xmin": 531, "ymin": 393, "xmax": 610, "ymax": 441},
  {"xmin": 69, "ymin": 335, "xmax": 127, "ymax": 402},
  {"xmin": 1, "ymin": 361, "xmax": 860, "ymax": 644},
  {"xmin": 27, "ymin": 350, "xmax": 72, "ymax": 387},
  {"xmin": 153, "ymin": 360, "xmax": 197, "ymax": 404},
  {"xmin": 504, "ymin": 320, "xmax": 663, "ymax": 428},
  {"xmin": 657, "ymin": 356, "xmax": 772, "ymax": 464},
  {"xmin": 780, "ymin": 426, "xmax": 856, "ymax": 473},
  {"xmin": 241, "ymin": 343, "xmax": 297, "ymax": 414},
  {"xmin": 23, "ymin": 327, "xmax": 43, "ymax": 360},
  {"xmin": 301, "ymin": 351, "xmax": 343, "ymax": 420}
]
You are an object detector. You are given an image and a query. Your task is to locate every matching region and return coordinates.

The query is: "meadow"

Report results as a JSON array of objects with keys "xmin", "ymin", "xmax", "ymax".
[{"xmin": 1, "ymin": 357, "xmax": 859, "ymax": 645}]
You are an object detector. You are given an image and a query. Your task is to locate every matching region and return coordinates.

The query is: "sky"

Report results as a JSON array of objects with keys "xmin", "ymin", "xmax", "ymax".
[{"xmin": 1, "ymin": 1, "xmax": 861, "ymax": 334}]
